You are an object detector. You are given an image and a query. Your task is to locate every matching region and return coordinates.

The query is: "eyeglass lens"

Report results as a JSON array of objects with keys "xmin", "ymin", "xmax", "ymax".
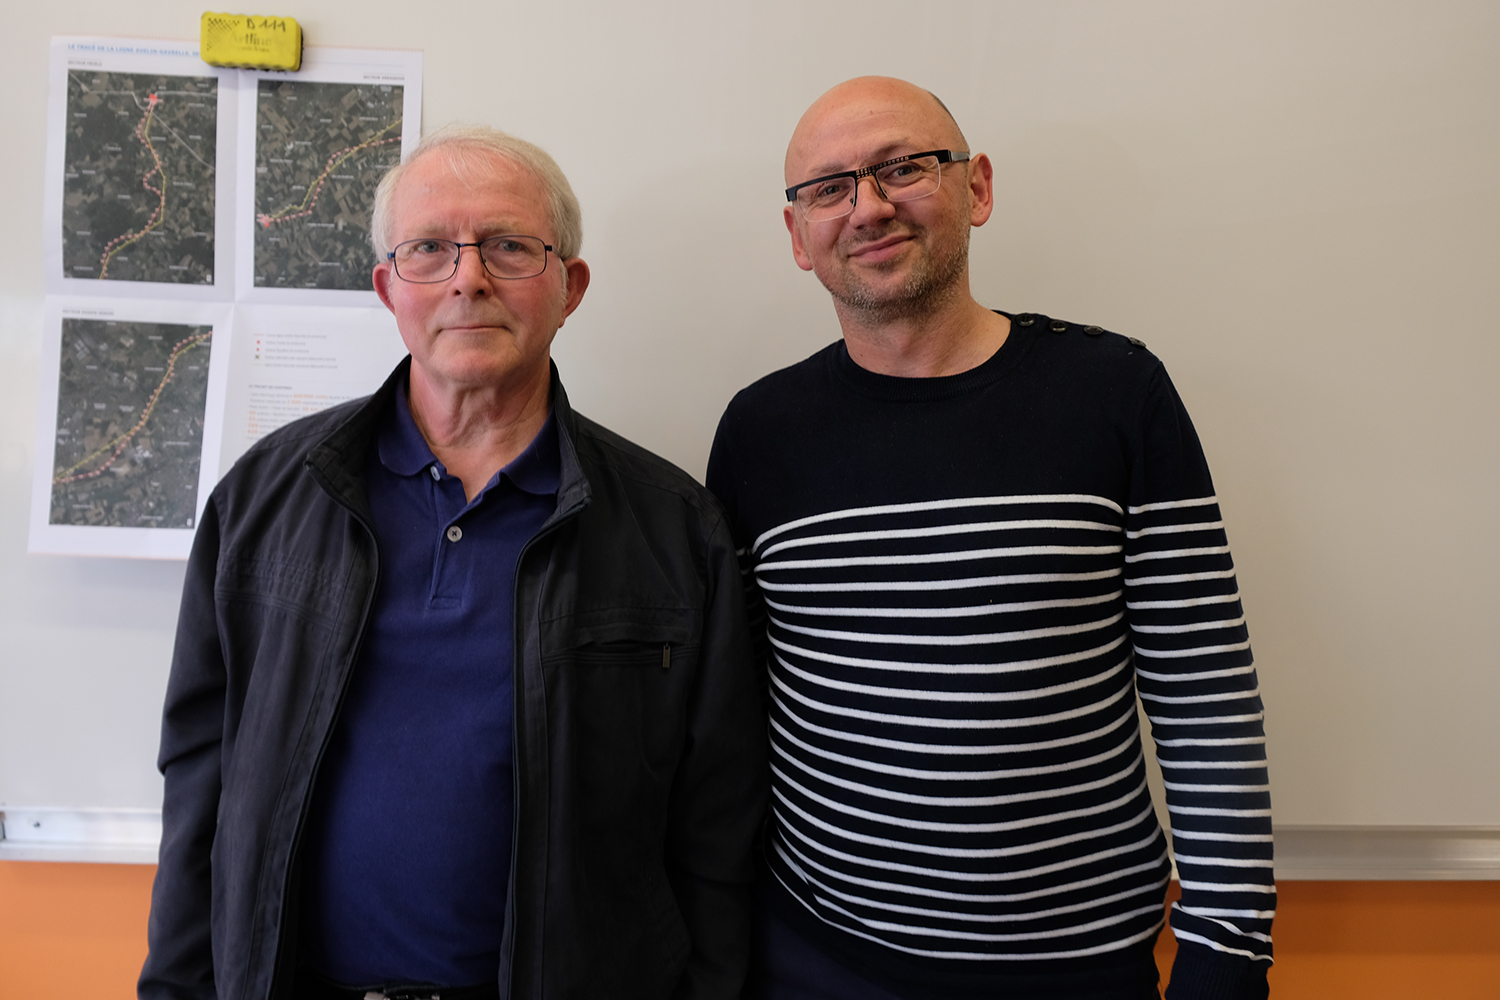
[
  {"xmin": 392, "ymin": 236, "xmax": 549, "ymax": 282},
  {"xmin": 798, "ymin": 155, "xmax": 945, "ymax": 222}
]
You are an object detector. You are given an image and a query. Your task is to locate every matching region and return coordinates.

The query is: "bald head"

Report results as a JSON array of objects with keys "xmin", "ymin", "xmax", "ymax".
[{"xmin": 785, "ymin": 76, "xmax": 967, "ymax": 186}]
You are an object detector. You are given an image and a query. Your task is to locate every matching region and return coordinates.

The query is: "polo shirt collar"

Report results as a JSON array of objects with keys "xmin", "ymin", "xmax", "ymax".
[{"xmin": 377, "ymin": 376, "xmax": 560, "ymax": 498}]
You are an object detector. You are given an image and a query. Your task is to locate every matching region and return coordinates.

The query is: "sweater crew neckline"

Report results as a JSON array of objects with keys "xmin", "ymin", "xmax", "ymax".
[{"xmin": 827, "ymin": 311, "xmax": 1031, "ymax": 401}]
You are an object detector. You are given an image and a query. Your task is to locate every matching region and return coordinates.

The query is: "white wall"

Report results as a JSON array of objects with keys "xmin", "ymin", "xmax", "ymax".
[{"xmin": 2, "ymin": 1, "xmax": 1497, "ymax": 828}]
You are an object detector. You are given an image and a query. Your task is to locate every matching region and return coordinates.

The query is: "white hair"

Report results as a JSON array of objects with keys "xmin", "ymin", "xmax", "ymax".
[{"xmin": 369, "ymin": 124, "xmax": 583, "ymax": 261}]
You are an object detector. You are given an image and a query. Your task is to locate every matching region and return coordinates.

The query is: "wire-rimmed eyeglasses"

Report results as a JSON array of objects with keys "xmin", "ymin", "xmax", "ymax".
[
  {"xmin": 386, "ymin": 235, "xmax": 554, "ymax": 283},
  {"xmin": 785, "ymin": 149, "xmax": 971, "ymax": 223}
]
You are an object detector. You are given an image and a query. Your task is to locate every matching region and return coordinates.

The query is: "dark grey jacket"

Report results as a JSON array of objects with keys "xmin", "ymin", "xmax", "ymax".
[{"xmin": 139, "ymin": 360, "xmax": 768, "ymax": 1000}]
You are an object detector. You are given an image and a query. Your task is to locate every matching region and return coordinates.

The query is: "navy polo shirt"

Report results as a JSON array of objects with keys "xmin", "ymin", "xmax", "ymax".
[{"xmin": 299, "ymin": 378, "xmax": 559, "ymax": 986}]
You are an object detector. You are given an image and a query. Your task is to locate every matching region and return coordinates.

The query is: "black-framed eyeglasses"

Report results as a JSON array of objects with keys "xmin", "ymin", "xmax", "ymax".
[
  {"xmin": 386, "ymin": 235, "xmax": 554, "ymax": 283},
  {"xmin": 785, "ymin": 149, "xmax": 971, "ymax": 222}
]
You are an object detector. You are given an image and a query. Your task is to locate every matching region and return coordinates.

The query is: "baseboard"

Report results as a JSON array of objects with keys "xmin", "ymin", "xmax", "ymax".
[
  {"xmin": 0, "ymin": 808, "xmax": 160, "ymax": 865},
  {"xmin": 1273, "ymin": 825, "xmax": 1500, "ymax": 880},
  {"xmin": 4, "ymin": 809, "xmax": 1499, "ymax": 877}
]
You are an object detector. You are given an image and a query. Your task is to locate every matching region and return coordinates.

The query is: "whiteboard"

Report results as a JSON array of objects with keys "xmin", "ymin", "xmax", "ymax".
[{"xmin": 1, "ymin": 1, "xmax": 1497, "ymax": 844}]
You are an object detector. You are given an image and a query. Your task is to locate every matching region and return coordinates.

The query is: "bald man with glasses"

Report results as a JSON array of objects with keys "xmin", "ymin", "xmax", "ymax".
[{"xmin": 708, "ymin": 77, "xmax": 1274, "ymax": 1000}]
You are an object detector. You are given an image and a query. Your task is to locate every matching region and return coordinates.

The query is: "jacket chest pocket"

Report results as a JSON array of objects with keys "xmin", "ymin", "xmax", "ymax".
[
  {"xmin": 540, "ymin": 616, "xmax": 700, "ymax": 788},
  {"xmin": 565, "ymin": 640, "xmax": 677, "ymax": 671}
]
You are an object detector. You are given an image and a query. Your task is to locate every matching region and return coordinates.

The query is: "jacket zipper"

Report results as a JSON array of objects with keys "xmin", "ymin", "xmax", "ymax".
[{"xmin": 501, "ymin": 483, "xmax": 590, "ymax": 995}]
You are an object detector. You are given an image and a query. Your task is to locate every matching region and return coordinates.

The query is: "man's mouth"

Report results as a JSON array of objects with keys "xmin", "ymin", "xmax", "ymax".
[
  {"xmin": 441, "ymin": 316, "xmax": 509, "ymax": 333},
  {"xmin": 845, "ymin": 232, "xmax": 914, "ymax": 261}
]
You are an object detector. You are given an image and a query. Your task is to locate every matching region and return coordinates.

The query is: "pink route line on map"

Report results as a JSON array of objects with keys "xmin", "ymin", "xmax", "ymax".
[
  {"xmin": 257, "ymin": 121, "xmax": 402, "ymax": 228},
  {"xmin": 53, "ymin": 331, "xmax": 213, "ymax": 486},
  {"xmin": 98, "ymin": 94, "xmax": 167, "ymax": 280}
]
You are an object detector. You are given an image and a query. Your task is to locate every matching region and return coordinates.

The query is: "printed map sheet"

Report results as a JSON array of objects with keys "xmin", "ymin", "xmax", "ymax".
[{"xmin": 34, "ymin": 38, "xmax": 422, "ymax": 558}]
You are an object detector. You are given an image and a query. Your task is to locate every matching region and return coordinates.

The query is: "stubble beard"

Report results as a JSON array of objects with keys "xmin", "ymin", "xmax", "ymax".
[{"xmin": 823, "ymin": 224, "xmax": 970, "ymax": 323}]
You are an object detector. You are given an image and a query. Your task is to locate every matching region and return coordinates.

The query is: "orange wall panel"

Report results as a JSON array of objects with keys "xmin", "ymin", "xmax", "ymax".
[
  {"xmin": 0, "ymin": 861, "xmax": 154, "ymax": 1000},
  {"xmin": 4, "ymin": 863, "xmax": 1500, "ymax": 999},
  {"xmin": 1157, "ymin": 880, "xmax": 1500, "ymax": 999}
]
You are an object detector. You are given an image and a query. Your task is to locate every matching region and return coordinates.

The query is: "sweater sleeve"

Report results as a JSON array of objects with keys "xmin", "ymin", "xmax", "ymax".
[{"xmin": 1122, "ymin": 364, "xmax": 1274, "ymax": 1000}]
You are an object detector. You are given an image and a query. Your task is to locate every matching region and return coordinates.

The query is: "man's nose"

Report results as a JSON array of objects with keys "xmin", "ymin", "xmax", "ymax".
[
  {"xmin": 848, "ymin": 174, "xmax": 897, "ymax": 225},
  {"xmin": 451, "ymin": 244, "xmax": 492, "ymax": 292}
]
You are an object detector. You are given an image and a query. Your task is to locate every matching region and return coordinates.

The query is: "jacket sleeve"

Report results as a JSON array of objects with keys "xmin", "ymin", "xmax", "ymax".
[
  {"xmin": 664, "ymin": 509, "xmax": 770, "ymax": 1000},
  {"xmin": 138, "ymin": 496, "xmax": 227, "ymax": 1000},
  {"xmin": 1122, "ymin": 364, "xmax": 1273, "ymax": 1000}
]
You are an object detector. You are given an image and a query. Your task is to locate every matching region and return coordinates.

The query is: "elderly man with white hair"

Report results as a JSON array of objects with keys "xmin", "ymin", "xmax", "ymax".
[{"xmin": 140, "ymin": 125, "xmax": 766, "ymax": 1000}]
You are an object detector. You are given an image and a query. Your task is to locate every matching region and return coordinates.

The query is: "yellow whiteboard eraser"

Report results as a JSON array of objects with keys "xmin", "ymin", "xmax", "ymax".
[{"xmin": 200, "ymin": 12, "xmax": 302, "ymax": 71}]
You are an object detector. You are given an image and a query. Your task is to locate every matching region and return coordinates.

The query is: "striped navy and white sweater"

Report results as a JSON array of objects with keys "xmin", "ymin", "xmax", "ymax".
[{"xmin": 707, "ymin": 314, "xmax": 1274, "ymax": 999}]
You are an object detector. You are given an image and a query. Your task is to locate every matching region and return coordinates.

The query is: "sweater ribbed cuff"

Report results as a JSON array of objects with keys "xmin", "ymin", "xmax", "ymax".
[{"xmin": 1165, "ymin": 941, "xmax": 1270, "ymax": 1000}]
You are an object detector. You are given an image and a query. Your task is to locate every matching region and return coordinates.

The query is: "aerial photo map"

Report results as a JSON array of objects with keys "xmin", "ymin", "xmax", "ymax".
[
  {"xmin": 62, "ymin": 71, "xmax": 217, "ymax": 285},
  {"xmin": 254, "ymin": 79, "xmax": 403, "ymax": 291},
  {"xmin": 50, "ymin": 319, "xmax": 213, "ymax": 529}
]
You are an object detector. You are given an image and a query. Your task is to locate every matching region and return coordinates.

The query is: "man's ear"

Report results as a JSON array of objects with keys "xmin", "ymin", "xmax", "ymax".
[
  {"xmin": 784, "ymin": 206, "xmax": 814, "ymax": 272},
  {"xmin": 557, "ymin": 257, "xmax": 591, "ymax": 326},
  {"xmin": 967, "ymin": 153, "xmax": 996, "ymax": 228},
  {"xmin": 373, "ymin": 260, "xmax": 397, "ymax": 312}
]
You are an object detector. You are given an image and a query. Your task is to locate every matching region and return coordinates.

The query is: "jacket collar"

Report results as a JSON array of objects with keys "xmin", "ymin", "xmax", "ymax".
[{"xmin": 305, "ymin": 356, "xmax": 592, "ymax": 525}]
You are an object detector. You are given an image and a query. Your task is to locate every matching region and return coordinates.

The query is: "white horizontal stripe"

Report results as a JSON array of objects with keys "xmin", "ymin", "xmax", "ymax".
[
  {"xmin": 754, "ymin": 494, "xmax": 1125, "ymax": 551},
  {"xmin": 774, "ymin": 758, "xmax": 1149, "ymax": 832},
  {"xmin": 1139, "ymin": 688, "xmax": 1260, "ymax": 706},
  {"xmin": 1172, "ymin": 854, "xmax": 1276, "ymax": 869},
  {"xmin": 1170, "ymin": 928, "xmax": 1272, "ymax": 962},
  {"xmin": 776, "ymin": 648, "xmax": 1131, "ymax": 703},
  {"xmin": 1123, "ymin": 545, "xmax": 1230, "ymax": 564},
  {"xmin": 763, "ymin": 568, "xmax": 1122, "ymax": 593},
  {"xmin": 772, "ymin": 632, "xmax": 1129, "ymax": 678},
  {"xmin": 1128, "ymin": 497, "xmax": 1218, "ymax": 515},
  {"xmin": 776, "ymin": 840, "xmax": 1169, "ymax": 919},
  {"xmin": 771, "ymin": 669, "xmax": 1133, "ymax": 731},
  {"xmin": 788, "ymin": 858, "xmax": 1166, "ymax": 928},
  {"xmin": 1155, "ymin": 736, "xmax": 1265, "ymax": 748},
  {"xmin": 1163, "ymin": 781, "xmax": 1271, "ymax": 793},
  {"xmin": 1170, "ymin": 829, "xmax": 1275, "ymax": 843},
  {"xmin": 1131, "ymin": 617, "xmax": 1245, "ymax": 635},
  {"xmin": 777, "ymin": 831, "xmax": 1172, "ymax": 904},
  {"xmin": 779, "ymin": 816, "xmax": 1167, "ymax": 885},
  {"xmin": 1127, "ymin": 592, "xmax": 1239, "ymax": 610},
  {"xmin": 1156, "ymin": 759, "xmax": 1267, "ymax": 770},
  {"xmin": 832, "ymin": 896, "xmax": 1166, "ymax": 944},
  {"xmin": 1125, "ymin": 520, "xmax": 1224, "ymax": 539},
  {"xmin": 775, "ymin": 787, "xmax": 1158, "ymax": 860},
  {"xmin": 1178, "ymin": 880, "xmax": 1277, "ymax": 894},
  {"xmin": 783, "ymin": 871, "xmax": 1167, "ymax": 961},
  {"xmin": 771, "ymin": 611, "xmax": 1123, "ymax": 647},
  {"xmin": 767, "ymin": 590, "xmax": 1121, "ymax": 619},
  {"xmin": 1147, "ymin": 712, "xmax": 1263, "ymax": 726},
  {"xmin": 1135, "ymin": 664, "xmax": 1255, "ymax": 683},
  {"xmin": 772, "ymin": 688, "xmax": 1137, "ymax": 756},
  {"xmin": 1124, "ymin": 569, "xmax": 1236, "ymax": 586},
  {"xmin": 1132, "ymin": 640, "xmax": 1252, "ymax": 659},
  {"xmin": 760, "ymin": 543, "xmax": 1122, "ymax": 573},
  {"xmin": 773, "ymin": 714, "xmax": 1142, "ymax": 786},
  {"xmin": 1168, "ymin": 806, "xmax": 1273, "ymax": 818},
  {"xmin": 1176, "ymin": 907, "xmax": 1275, "ymax": 943},
  {"xmin": 1185, "ymin": 906, "xmax": 1277, "ymax": 920},
  {"xmin": 762, "ymin": 519, "xmax": 1123, "ymax": 559}
]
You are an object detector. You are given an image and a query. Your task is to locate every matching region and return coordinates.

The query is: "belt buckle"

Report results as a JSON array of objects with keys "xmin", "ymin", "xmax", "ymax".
[{"xmin": 363, "ymin": 991, "xmax": 439, "ymax": 1000}]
